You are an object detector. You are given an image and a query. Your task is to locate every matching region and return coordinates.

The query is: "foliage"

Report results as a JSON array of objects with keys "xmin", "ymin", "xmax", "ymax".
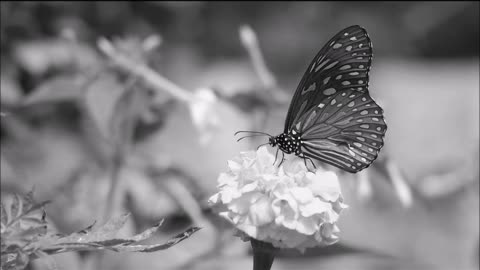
[
  {"xmin": 1, "ymin": 191, "xmax": 48, "ymax": 270},
  {"xmin": 0, "ymin": 191, "xmax": 200, "ymax": 270}
]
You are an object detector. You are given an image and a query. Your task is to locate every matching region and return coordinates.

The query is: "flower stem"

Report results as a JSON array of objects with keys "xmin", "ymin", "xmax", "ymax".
[{"xmin": 250, "ymin": 239, "xmax": 277, "ymax": 270}]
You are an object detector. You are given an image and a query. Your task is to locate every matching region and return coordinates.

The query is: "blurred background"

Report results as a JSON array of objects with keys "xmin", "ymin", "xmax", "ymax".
[{"xmin": 0, "ymin": 1, "xmax": 478, "ymax": 270}]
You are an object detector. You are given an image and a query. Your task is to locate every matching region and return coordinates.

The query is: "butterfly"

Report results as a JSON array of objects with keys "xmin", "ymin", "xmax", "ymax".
[{"xmin": 236, "ymin": 25, "xmax": 387, "ymax": 173}]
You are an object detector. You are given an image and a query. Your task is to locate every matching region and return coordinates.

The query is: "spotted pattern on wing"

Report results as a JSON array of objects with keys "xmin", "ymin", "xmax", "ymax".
[
  {"xmin": 294, "ymin": 88, "xmax": 386, "ymax": 172},
  {"xmin": 284, "ymin": 25, "xmax": 373, "ymax": 134},
  {"xmin": 270, "ymin": 25, "xmax": 386, "ymax": 173}
]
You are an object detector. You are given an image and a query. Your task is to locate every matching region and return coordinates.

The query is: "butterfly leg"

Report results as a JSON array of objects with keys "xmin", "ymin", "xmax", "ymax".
[
  {"xmin": 307, "ymin": 157, "xmax": 317, "ymax": 170},
  {"xmin": 277, "ymin": 152, "xmax": 286, "ymax": 167},
  {"xmin": 273, "ymin": 148, "xmax": 280, "ymax": 166},
  {"xmin": 303, "ymin": 158, "xmax": 309, "ymax": 171},
  {"xmin": 303, "ymin": 157, "xmax": 317, "ymax": 172}
]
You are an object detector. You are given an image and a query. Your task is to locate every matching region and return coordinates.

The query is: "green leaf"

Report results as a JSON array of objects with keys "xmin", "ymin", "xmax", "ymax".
[
  {"xmin": 1, "ymin": 249, "xmax": 30, "ymax": 270},
  {"xmin": 38, "ymin": 215, "xmax": 199, "ymax": 255},
  {"xmin": 1, "ymin": 191, "xmax": 49, "ymax": 269},
  {"xmin": 10, "ymin": 194, "xmax": 22, "ymax": 222},
  {"xmin": 1, "ymin": 191, "xmax": 49, "ymax": 230},
  {"xmin": 2, "ymin": 192, "xmax": 201, "ymax": 268},
  {"xmin": 45, "ymin": 213, "xmax": 130, "ymax": 247},
  {"xmin": 123, "ymin": 220, "xmax": 164, "ymax": 242},
  {"xmin": 1, "ymin": 202, "xmax": 8, "ymax": 231},
  {"xmin": 111, "ymin": 227, "xmax": 201, "ymax": 253}
]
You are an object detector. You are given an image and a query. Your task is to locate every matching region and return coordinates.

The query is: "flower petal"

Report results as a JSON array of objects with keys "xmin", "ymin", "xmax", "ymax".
[
  {"xmin": 247, "ymin": 196, "xmax": 275, "ymax": 226},
  {"xmin": 208, "ymin": 146, "xmax": 347, "ymax": 251}
]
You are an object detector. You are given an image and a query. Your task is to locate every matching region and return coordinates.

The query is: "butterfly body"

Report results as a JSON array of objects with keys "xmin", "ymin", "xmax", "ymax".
[
  {"xmin": 271, "ymin": 131, "xmax": 302, "ymax": 155},
  {"xmin": 238, "ymin": 25, "xmax": 387, "ymax": 173}
]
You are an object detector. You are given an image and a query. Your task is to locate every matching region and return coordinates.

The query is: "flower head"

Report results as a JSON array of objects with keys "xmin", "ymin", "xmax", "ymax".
[
  {"xmin": 208, "ymin": 146, "xmax": 348, "ymax": 252},
  {"xmin": 188, "ymin": 87, "xmax": 221, "ymax": 145}
]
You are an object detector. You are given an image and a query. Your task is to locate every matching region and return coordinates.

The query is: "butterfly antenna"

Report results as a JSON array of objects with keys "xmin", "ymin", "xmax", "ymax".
[
  {"xmin": 237, "ymin": 134, "xmax": 270, "ymax": 142},
  {"xmin": 234, "ymin": 130, "xmax": 272, "ymax": 137}
]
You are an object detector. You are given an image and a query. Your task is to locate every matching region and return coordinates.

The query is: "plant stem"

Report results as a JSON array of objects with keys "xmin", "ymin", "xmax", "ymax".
[
  {"xmin": 239, "ymin": 25, "xmax": 276, "ymax": 89},
  {"xmin": 250, "ymin": 239, "xmax": 277, "ymax": 270},
  {"xmin": 97, "ymin": 38, "xmax": 194, "ymax": 103}
]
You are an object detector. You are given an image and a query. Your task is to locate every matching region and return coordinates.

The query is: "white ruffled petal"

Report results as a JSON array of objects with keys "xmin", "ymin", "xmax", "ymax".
[{"xmin": 208, "ymin": 146, "xmax": 347, "ymax": 251}]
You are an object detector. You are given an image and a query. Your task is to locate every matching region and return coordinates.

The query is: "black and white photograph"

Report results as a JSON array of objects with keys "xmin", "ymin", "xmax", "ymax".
[{"xmin": 1, "ymin": 2, "xmax": 479, "ymax": 270}]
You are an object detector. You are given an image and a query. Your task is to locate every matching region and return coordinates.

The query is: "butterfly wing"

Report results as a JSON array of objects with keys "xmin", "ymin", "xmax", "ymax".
[
  {"xmin": 284, "ymin": 25, "xmax": 386, "ymax": 173},
  {"xmin": 284, "ymin": 25, "xmax": 373, "ymax": 133},
  {"xmin": 297, "ymin": 89, "xmax": 387, "ymax": 173}
]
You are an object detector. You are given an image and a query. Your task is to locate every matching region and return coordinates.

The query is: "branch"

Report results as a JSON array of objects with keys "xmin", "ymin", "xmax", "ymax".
[
  {"xmin": 239, "ymin": 25, "xmax": 277, "ymax": 89},
  {"xmin": 97, "ymin": 38, "xmax": 194, "ymax": 103},
  {"xmin": 385, "ymin": 159, "xmax": 413, "ymax": 207}
]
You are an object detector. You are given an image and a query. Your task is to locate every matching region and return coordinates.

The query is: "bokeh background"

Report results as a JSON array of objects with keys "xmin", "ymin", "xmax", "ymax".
[{"xmin": 1, "ymin": 1, "xmax": 478, "ymax": 270}]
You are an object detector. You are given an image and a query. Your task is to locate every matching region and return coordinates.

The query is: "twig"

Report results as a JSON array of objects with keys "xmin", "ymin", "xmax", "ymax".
[
  {"xmin": 95, "ymin": 76, "xmax": 140, "ymax": 270},
  {"xmin": 239, "ymin": 24, "xmax": 291, "ymax": 132},
  {"xmin": 102, "ymin": 76, "xmax": 139, "ymax": 222},
  {"xmin": 239, "ymin": 25, "xmax": 277, "ymax": 89},
  {"xmin": 385, "ymin": 159, "xmax": 413, "ymax": 207},
  {"xmin": 97, "ymin": 38, "xmax": 194, "ymax": 103}
]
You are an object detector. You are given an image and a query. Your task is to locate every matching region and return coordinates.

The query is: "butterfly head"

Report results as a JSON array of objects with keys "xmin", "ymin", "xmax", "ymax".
[
  {"xmin": 235, "ymin": 130, "xmax": 275, "ymax": 149},
  {"xmin": 268, "ymin": 136, "xmax": 277, "ymax": 147}
]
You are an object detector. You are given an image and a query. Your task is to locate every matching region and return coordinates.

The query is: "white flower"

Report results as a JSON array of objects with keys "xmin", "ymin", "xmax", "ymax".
[
  {"xmin": 208, "ymin": 146, "xmax": 348, "ymax": 252},
  {"xmin": 188, "ymin": 88, "xmax": 221, "ymax": 145}
]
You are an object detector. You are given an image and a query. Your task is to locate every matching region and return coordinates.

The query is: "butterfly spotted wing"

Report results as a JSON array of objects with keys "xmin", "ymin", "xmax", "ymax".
[{"xmin": 285, "ymin": 25, "xmax": 387, "ymax": 173}]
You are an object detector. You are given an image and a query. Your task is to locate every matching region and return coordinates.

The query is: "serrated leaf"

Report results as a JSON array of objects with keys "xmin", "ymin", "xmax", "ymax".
[
  {"xmin": 10, "ymin": 194, "xmax": 22, "ymax": 222},
  {"xmin": 38, "ymin": 215, "xmax": 199, "ymax": 256},
  {"xmin": 7, "ymin": 203, "xmax": 49, "ymax": 231},
  {"xmin": 111, "ymin": 227, "xmax": 201, "ymax": 253},
  {"xmin": 76, "ymin": 221, "xmax": 96, "ymax": 234},
  {"xmin": 47, "ymin": 213, "xmax": 130, "ymax": 246},
  {"xmin": 0, "ymin": 195, "xmax": 201, "ymax": 267},
  {"xmin": 124, "ymin": 220, "xmax": 164, "ymax": 242},
  {"xmin": 85, "ymin": 219, "xmax": 165, "ymax": 248},
  {"xmin": 1, "ymin": 249, "xmax": 29, "ymax": 270},
  {"xmin": 1, "ymin": 191, "xmax": 201, "ymax": 266},
  {"xmin": 1, "ymin": 192, "xmax": 49, "ymax": 269},
  {"xmin": 90, "ymin": 213, "xmax": 130, "ymax": 239},
  {"xmin": 1, "ymin": 192, "xmax": 48, "ymax": 231},
  {"xmin": 20, "ymin": 190, "xmax": 35, "ymax": 210},
  {"xmin": 1, "ymin": 202, "xmax": 8, "ymax": 230}
]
